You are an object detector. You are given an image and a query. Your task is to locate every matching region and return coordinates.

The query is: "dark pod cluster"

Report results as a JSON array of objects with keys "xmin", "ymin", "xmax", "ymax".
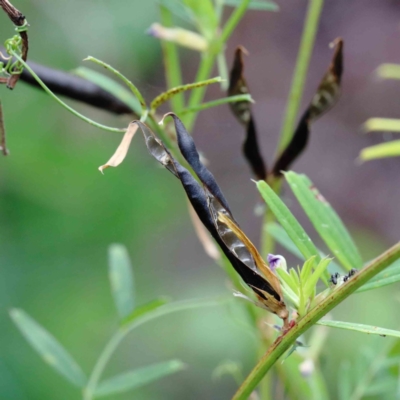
[
  {"xmin": 133, "ymin": 113, "xmax": 289, "ymax": 327},
  {"xmin": 228, "ymin": 39, "xmax": 344, "ymax": 180}
]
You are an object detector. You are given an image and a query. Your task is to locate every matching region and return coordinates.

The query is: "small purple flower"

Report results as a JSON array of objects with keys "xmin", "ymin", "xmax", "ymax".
[{"xmin": 267, "ymin": 254, "xmax": 287, "ymax": 272}]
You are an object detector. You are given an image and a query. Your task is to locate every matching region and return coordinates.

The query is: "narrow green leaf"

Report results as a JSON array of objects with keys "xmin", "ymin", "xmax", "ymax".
[
  {"xmin": 300, "ymin": 255, "xmax": 316, "ymax": 282},
  {"xmin": 360, "ymin": 140, "xmax": 400, "ymax": 161},
  {"xmin": 290, "ymin": 268, "xmax": 300, "ymax": 286},
  {"xmin": 158, "ymin": 0, "xmax": 196, "ymax": 24},
  {"xmin": 223, "ymin": 0, "xmax": 279, "ymax": 11},
  {"xmin": 317, "ymin": 320, "xmax": 400, "ymax": 339},
  {"xmin": 121, "ymin": 297, "xmax": 170, "ymax": 327},
  {"xmin": 73, "ymin": 67, "xmax": 141, "ymax": 114},
  {"xmin": 376, "ymin": 63, "xmax": 400, "ymax": 80},
  {"xmin": 256, "ymin": 181, "xmax": 320, "ymax": 262},
  {"xmin": 10, "ymin": 52, "xmax": 125, "ymax": 134},
  {"xmin": 276, "ymin": 268, "xmax": 299, "ymax": 294},
  {"xmin": 151, "ymin": 76, "xmax": 222, "ymax": 111},
  {"xmin": 364, "ymin": 377, "xmax": 398, "ymax": 396},
  {"xmin": 285, "ymin": 172, "xmax": 363, "ymax": 271},
  {"xmin": 266, "ymin": 223, "xmax": 304, "ymax": 259},
  {"xmin": 304, "ymin": 258, "xmax": 331, "ymax": 297},
  {"xmin": 363, "ymin": 118, "xmax": 400, "ymax": 133},
  {"xmin": 267, "ymin": 223, "xmax": 343, "ymax": 276},
  {"xmin": 108, "ymin": 244, "xmax": 135, "ymax": 320},
  {"xmin": 367, "ymin": 259, "xmax": 400, "ymax": 282},
  {"xmin": 357, "ymin": 273, "xmax": 400, "ymax": 293},
  {"xmin": 84, "ymin": 56, "xmax": 147, "ymax": 113},
  {"xmin": 94, "ymin": 360, "xmax": 185, "ymax": 397},
  {"xmin": 9, "ymin": 309, "xmax": 86, "ymax": 387},
  {"xmin": 183, "ymin": 0, "xmax": 218, "ymax": 40}
]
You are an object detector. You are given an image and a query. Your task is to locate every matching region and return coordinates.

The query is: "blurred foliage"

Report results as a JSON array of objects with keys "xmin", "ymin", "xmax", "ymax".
[{"xmin": 1, "ymin": 1, "xmax": 400, "ymax": 400}]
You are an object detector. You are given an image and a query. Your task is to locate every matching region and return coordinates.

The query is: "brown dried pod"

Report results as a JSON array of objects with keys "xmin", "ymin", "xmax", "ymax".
[
  {"xmin": 272, "ymin": 38, "xmax": 344, "ymax": 177},
  {"xmin": 228, "ymin": 46, "xmax": 267, "ymax": 180}
]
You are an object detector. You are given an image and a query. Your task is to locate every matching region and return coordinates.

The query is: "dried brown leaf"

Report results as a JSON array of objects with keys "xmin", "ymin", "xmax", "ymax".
[{"xmin": 98, "ymin": 123, "xmax": 138, "ymax": 173}]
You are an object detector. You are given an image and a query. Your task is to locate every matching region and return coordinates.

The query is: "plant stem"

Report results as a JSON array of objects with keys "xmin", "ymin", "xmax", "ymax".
[
  {"xmin": 232, "ymin": 241, "xmax": 400, "ymax": 400},
  {"xmin": 183, "ymin": 53, "xmax": 215, "ymax": 131},
  {"xmin": 276, "ymin": 0, "xmax": 324, "ymax": 153},
  {"xmin": 83, "ymin": 297, "xmax": 228, "ymax": 400},
  {"xmin": 11, "ymin": 52, "xmax": 125, "ymax": 134},
  {"xmin": 184, "ymin": 0, "xmax": 251, "ymax": 132},
  {"xmin": 83, "ymin": 330, "xmax": 123, "ymax": 400},
  {"xmin": 260, "ymin": 178, "xmax": 282, "ymax": 258},
  {"xmin": 219, "ymin": 0, "xmax": 251, "ymax": 45},
  {"xmin": 159, "ymin": 4, "xmax": 185, "ymax": 112},
  {"xmin": 178, "ymin": 94, "xmax": 253, "ymax": 115}
]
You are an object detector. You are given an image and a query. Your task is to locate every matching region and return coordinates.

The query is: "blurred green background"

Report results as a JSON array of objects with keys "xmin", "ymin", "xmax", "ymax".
[{"xmin": 1, "ymin": 1, "xmax": 400, "ymax": 399}]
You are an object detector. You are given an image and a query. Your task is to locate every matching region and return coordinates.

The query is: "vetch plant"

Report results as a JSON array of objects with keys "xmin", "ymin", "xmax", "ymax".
[
  {"xmin": 10, "ymin": 244, "xmax": 227, "ymax": 399},
  {"xmin": 2, "ymin": 0, "xmax": 400, "ymax": 399}
]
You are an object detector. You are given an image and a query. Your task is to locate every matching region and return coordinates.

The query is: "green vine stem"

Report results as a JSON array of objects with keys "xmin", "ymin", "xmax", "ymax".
[
  {"xmin": 159, "ymin": 4, "xmax": 185, "ymax": 112},
  {"xmin": 276, "ymin": 0, "xmax": 324, "ymax": 153},
  {"xmin": 83, "ymin": 297, "xmax": 229, "ymax": 400},
  {"xmin": 232, "ymin": 240, "xmax": 400, "ymax": 400},
  {"xmin": 260, "ymin": 179, "xmax": 282, "ymax": 258},
  {"xmin": 11, "ymin": 52, "xmax": 125, "ymax": 133},
  {"xmin": 183, "ymin": 0, "xmax": 251, "ymax": 132}
]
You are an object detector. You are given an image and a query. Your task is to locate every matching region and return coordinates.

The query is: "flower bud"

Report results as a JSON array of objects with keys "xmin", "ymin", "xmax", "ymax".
[
  {"xmin": 147, "ymin": 23, "xmax": 208, "ymax": 52},
  {"xmin": 267, "ymin": 254, "xmax": 287, "ymax": 272}
]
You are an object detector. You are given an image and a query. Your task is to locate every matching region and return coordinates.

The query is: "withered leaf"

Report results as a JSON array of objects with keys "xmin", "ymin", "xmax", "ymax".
[
  {"xmin": 98, "ymin": 123, "xmax": 138, "ymax": 173},
  {"xmin": 228, "ymin": 47, "xmax": 267, "ymax": 180},
  {"xmin": 272, "ymin": 38, "xmax": 344, "ymax": 177}
]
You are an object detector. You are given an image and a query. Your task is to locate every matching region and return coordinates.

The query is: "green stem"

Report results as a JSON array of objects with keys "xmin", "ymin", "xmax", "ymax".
[
  {"xmin": 260, "ymin": 179, "xmax": 282, "ymax": 258},
  {"xmin": 219, "ymin": 0, "xmax": 252, "ymax": 45},
  {"xmin": 183, "ymin": 53, "xmax": 215, "ymax": 131},
  {"xmin": 276, "ymin": 0, "xmax": 324, "ymax": 153},
  {"xmin": 217, "ymin": 52, "xmax": 229, "ymax": 91},
  {"xmin": 184, "ymin": 0, "xmax": 251, "ymax": 132},
  {"xmin": 11, "ymin": 52, "xmax": 125, "ymax": 134},
  {"xmin": 159, "ymin": 5, "xmax": 185, "ymax": 112},
  {"xmin": 83, "ymin": 297, "xmax": 228, "ymax": 400},
  {"xmin": 83, "ymin": 330, "xmax": 123, "ymax": 400},
  {"xmin": 232, "ymin": 241, "xmax": 400, "ymax": 400}
]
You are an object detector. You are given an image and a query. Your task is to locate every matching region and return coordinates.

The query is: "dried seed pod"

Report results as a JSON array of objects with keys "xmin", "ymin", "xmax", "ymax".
[
  {"xmin": 228, "ymin": 46, "xmax": 267, "ymax": 180},
  {"xmin": 209, "ymin": 197, "xmax": 288, "ymax": 322},
  {"xmin": 162, "ymin": 112, "xmax": 232, "ymax": 214},
  {"xmin": 133, "ymin": 117, "xmax": 289, "ymax": 327},
  {"xmin": 272, "ymin": 38, "xmax": 344, "ymax": 177}
]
